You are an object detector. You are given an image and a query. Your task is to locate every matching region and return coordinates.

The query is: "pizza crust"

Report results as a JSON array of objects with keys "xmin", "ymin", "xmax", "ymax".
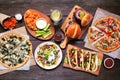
[
  {"xmin": 0, "ymin": 57, "xmax": 29, "ymax": 69},
  {"xmin": 0, "ymin": 33, "xmax": 25, "ymax": 40},
  {"xmin": 94, "ymin": 17, "xmax": 107, "ymax": 26},
  {"xmin": 94, "ymin": 45, "xmax": 120, "ymax": 53}
]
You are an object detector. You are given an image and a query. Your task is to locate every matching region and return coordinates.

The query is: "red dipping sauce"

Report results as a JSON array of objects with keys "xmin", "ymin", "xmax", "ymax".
[
  {"xmin": 54, "ymin": 33, "xmax": 62, "ymax": 43},
  {"xmin": 2, "ymin": 17, "xmax": 17, "ymax": 29},
  {"xmin": 104, "ymin": 58, "xmax": 114, "ymax": 69}
]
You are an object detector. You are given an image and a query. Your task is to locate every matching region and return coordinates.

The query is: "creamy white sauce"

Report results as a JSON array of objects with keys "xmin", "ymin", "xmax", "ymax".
[
  {"xmin": 15, "ymin": 13, "xmax": 22, "ymax": 21},
  {"xmin": 36, "ymin": 18, "xmax": 47, "ymax": 29},
  {"xmin": 48, "ymin": 51, "xmax": 55, "ymax": 62}
]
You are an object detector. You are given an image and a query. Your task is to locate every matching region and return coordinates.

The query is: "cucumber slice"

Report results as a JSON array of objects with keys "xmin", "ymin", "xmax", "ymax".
[
  {"xmin": 44, "ymin": 23, "xmax": 50, "ymax": 31},
  {"xmin": 36, "ymin": 27, "xmax": 51, "ymax": 38},
  {"xmin": 43, "ymin": 30, "xmax": 51, "ymax": 38}
]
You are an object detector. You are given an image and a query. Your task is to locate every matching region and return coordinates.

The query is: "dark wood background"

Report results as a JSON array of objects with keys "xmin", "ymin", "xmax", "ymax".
[{"xmin": 0, "ymin": 0, "xmax": 120, "ymax": 80}]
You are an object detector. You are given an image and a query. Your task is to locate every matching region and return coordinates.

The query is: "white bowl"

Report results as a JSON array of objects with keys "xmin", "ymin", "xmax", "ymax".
[
  {"xmin": 36, "ymin": 18, "xmax": 47, "ymax": 29},
  {"xmin": 104, "ymin": 58, "xmax": 114, "ymax": 69}
]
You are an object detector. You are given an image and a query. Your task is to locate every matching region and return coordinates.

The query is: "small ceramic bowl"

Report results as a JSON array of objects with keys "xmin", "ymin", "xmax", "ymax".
[
  {"xmin": 36, "ymin": 18, "xmax": 47, "ymax": 29},
  {"xmin": 54, "ymin": 33, "xmax": 62, "ymax": 43},
  {"xmin": 15, "ymin": 13, "xmax": 23, "ymax": 21},
  {"xmin": 104, "ymin": 58, "xmax": 114, "ymax": 69}
]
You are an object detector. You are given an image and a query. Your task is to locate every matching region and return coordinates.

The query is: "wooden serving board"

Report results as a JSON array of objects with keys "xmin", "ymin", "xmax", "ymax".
[
  {"xmin": 24, "ymin": 9, "xmax": 55, "ymax": 40},
  {"xmin": 61, "ymin": 5, "xmax": 90, "ymax": 39},
  {"xmin": 63, "ymin": 44, "xmax": 104, "ymax": 75}
]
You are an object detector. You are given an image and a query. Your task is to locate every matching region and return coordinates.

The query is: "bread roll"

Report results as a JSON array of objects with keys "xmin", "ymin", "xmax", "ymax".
[
  {"xmin": 81, "ymin": 13, "xmax": 93, "ymax": 26},
  {"xmin": 66, "ymin": 22, "xmax": 81, "ymax": 39}
]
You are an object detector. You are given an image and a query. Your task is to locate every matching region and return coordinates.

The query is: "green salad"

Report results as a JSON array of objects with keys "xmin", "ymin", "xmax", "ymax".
[{"xmin": 36, "ymin": 43, "xmax": 60, "ymax": 67}]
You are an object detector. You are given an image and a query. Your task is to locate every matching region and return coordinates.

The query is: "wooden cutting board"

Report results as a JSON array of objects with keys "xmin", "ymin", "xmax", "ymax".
[
  {"xmin": 63, "ymin": 44, "xmax": 104, "ymax": 75},
  {"xmin": 61, "ymin": 5, "xmax": 91, "ymax": 39},
  {"xmin": 24, "ymin": 9, "xmax": 55, "ymax": 40},
  {"xmin": 60, "ymin": 5, "xmax": 93, "ymax": 49}
]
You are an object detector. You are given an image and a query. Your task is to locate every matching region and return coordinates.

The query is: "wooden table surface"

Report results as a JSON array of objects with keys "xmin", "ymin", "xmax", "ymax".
[{"xmin": 0, "ymin": 0, "xmax": 120, "ymax": 80}]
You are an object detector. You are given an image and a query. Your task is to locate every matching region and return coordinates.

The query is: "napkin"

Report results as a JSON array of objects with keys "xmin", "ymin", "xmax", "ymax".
[{"xmin": 84, "ymin": 8, "xmax": 120, "ymax": 59}]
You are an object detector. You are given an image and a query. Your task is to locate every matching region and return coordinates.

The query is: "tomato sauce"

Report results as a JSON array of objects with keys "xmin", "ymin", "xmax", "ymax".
[
  {"xmin": 104, "ymin": 58, "xmax": 114, "ymax": 68},
  {"xmin": 54, "ymin": 33, "xmax": 62, "ymax": 42}
]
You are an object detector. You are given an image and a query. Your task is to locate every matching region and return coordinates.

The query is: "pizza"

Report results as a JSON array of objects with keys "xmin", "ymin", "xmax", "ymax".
[
  {"xmin": 87, "ymin": 27, "xmax": 105, "ymax": 43},
  {"xmin": 63, "ymin": 44, "xmax": 103, "ymax": 75},
  {"xmin": 94, "ymin": 35, "xmax": 120, "ymax": 52},
  {"xmin": 94, "ymin": 16, "xmax": 120, "ymax": 35},
  {"xmin": 87, "ymin": 16, "xmax": 120, "ymax": 52},
  {"xmin": 0, "ymin": 33, "xmax": 32, "ymax": 69}
]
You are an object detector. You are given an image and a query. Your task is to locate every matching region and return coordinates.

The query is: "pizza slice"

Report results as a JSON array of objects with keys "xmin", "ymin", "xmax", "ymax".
[
  {"xmin": 111, "ymin": 31, "xmax": 120, "ymax": 42},
  {"xmin": 106, "ymin": 17, "xmax": 120, "ymax": 32},
  {"xmin": 83, "ymin": 50, "xmax": 91, "ymax": 71},
  {"xmin": 87, "ymin": 27, "xmax": 105, "ymax": 43},
  {"xmin": 0, "ymin": 51, "xmax": 29, "ymax": 68},
  {"xmin": 0, "ymin": 54, "xmax": 18, "ymax": 68},
  {"xmin": 0, "ymin": 49, "xmax": 28, "ymax": 68},
  {"xmin": 14, "ymin": 40, "xmax": 32, "ymax": 56},
  {"xmin": 94, "ymin": 17, "xmax": 113, "ymax": 35},
  {"xmin": 94, "ymin": 17, "xmax": 120, "ymax": 36},
  {"xmin": 0, "ymin": 43, "xmax": 9, "ymax": 59},
  {"xmin": 94, "ymin": 35, "xmax": 120, "ymax": 52},
  {"xmin": 0, "ymin": 33, "xmax": 25, "ymax": 53},
  {"xmin": 0, "ymin": 33, "xmax": 24, "ymax": 59}
]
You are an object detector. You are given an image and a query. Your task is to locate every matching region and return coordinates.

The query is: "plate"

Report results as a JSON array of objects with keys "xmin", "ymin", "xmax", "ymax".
[{"xmin": 34, "ymin": 41, "xmax": 62, "ymax": 69}]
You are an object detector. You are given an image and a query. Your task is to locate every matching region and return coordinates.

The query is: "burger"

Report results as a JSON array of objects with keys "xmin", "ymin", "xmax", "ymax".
[
  {"xmin": 74, "ymin": 9, "xmax": 93, "ymax": 27},
  {"xmin": 65, "ymin": 21, "xmax": 81, "ymax": 39}
]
